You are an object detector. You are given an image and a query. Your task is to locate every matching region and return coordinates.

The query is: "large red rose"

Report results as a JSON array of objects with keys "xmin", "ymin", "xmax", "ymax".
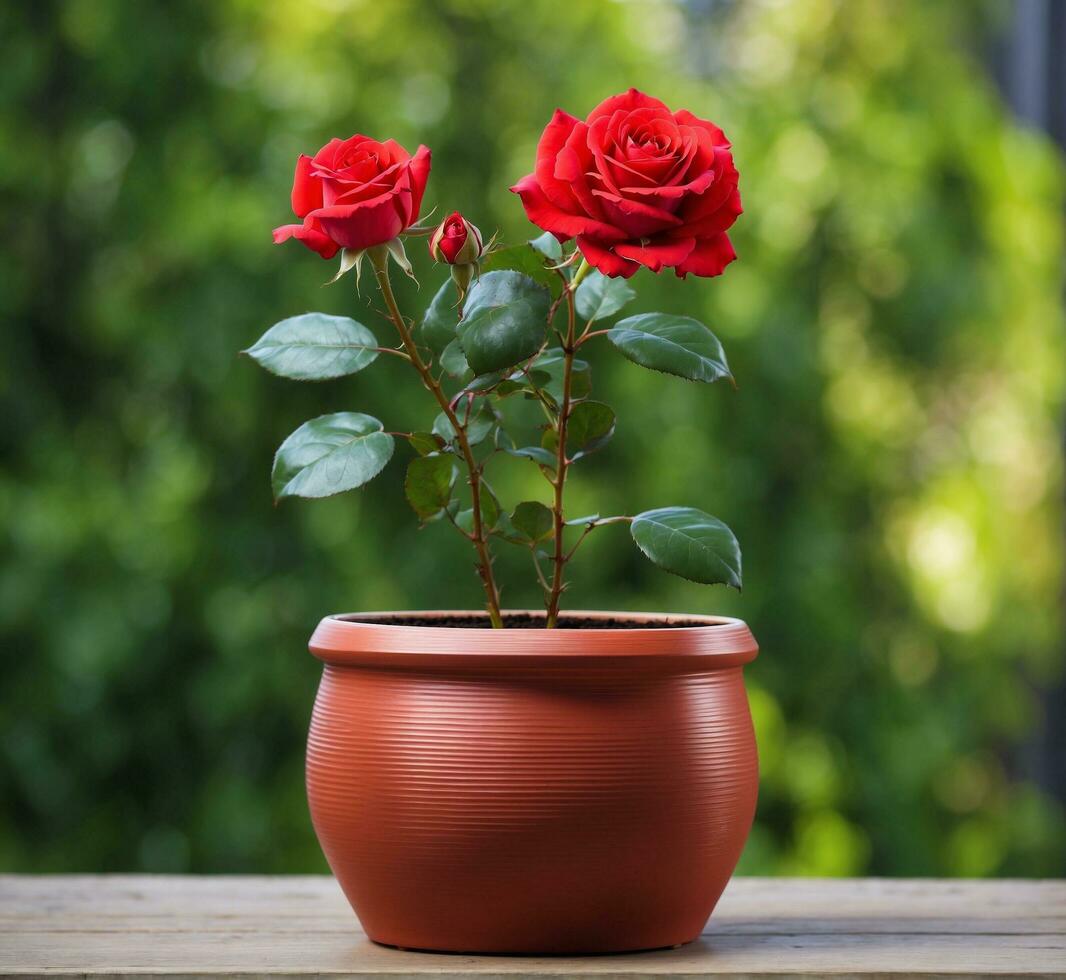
[
  {"xmin": 273, "ymin": 135, "xmax": 431, "ymax": 259},
  {"xmin": 511, "ymin": 89, "xmax": 741, "ymax": 279}
]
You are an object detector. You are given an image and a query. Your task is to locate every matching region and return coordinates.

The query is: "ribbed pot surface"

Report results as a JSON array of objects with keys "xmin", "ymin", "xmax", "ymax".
[{"xmin": 306, "ymin": 611, "xmax": 759, "ymax": 954}]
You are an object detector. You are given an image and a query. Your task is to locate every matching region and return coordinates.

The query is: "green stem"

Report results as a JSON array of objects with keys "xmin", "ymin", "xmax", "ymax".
[
  {"xmin": 544, "ymin": 257, "xmax": 591, "ymax": 627},
  {"xmin": 564, "ymin": 515, "xmax": 633, "ymax": 562},
  {"xmin": 370, "ymin": 251, "xmax": 504, "ymax": 628},
  {"xmin": 570, "ymin": 258, "xmax": 593, "ymax": 291},
  {"xmin": 575, "ymin": 328, "xmax": 609, "ymax": 348}
]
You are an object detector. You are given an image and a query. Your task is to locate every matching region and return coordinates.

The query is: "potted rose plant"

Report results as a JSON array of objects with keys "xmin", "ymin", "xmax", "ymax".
[{"xmin": 248, "ymin": 89, "xmax": 757, "ymax": 954}]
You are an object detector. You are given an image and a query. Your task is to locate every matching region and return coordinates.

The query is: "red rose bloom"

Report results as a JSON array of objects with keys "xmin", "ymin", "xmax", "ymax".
[
  {"xmin": 273, "ymin": 135, "xmax": 431, "ymax": 260},
  {"xmin": 511, "ymin": 89, "xmax": 741, "ymax": 279}
]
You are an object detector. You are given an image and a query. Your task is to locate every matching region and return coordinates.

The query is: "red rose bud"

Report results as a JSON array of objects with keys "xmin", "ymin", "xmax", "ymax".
[{"xmin": 429, "ymin": 212, "xmax": 484, "ymax": 266}]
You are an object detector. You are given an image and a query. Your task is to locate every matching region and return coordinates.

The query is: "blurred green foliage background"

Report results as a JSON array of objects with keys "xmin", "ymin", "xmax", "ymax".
[{"xmin": 2, "ymin": 0, "xmax": 1064, "ymax": 876}]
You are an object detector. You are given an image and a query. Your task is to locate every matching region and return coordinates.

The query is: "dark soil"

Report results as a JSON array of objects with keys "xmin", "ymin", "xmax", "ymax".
[{"xmin": 336, "ymin": 613, "xmax": 713, "ymax": 630}]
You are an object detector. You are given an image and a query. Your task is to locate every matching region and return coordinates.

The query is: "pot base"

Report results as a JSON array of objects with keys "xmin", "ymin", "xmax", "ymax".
[{"xmin": 370, "ymin": 936, "xmax": 702, "ymax": 956}]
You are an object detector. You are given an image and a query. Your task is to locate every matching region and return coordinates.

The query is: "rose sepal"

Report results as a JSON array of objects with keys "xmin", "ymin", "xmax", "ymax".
[
  {"xmin": 368, "ymin": 238, "xmax": 419, "ymax": 284},
  {"xmin": 326, "ymin": 248, "xmax": 365, "ymax": 288},
  {"xmin": 449, "ymin": 261, "xmax": 479, "ymax": 302}
]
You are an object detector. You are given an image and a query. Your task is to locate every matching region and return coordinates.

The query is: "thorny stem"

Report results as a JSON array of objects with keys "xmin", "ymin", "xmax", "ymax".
[
  {"xmin": 370, "ymin": 252, "xmax": 504, "ymax": 628},
  {"xmin": 545, "ymin": 258, "xmax": 592, "ymax": 627}
]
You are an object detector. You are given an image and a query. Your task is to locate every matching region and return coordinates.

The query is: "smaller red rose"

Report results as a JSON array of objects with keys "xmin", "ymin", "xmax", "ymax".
[{"xmin": 273, "ymin": 135, "xmax": 431, "ymax": 259}]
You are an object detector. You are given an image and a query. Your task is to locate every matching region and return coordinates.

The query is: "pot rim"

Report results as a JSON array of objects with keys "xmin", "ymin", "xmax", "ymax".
[{"xmin": 309, "ymin": 610, "xmax": 757, "ymax": 669}]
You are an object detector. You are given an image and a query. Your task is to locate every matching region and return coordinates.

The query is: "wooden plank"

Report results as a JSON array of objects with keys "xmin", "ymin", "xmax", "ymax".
[
  {"xmin": 3, "ymin": 930, "xmax": 1065, "ymax": 978},
  {"xmin": 0, "ymin": 875, "xmax": 1063, "ymax": 978},
  {"xmin": 3, "ymin": 876, "xmax": 1063, "ymax": 935}
]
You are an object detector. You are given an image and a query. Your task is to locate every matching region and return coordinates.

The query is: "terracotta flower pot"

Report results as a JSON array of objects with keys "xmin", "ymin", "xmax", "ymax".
[{"xmin": 306, "ymin": 611, "xmax": 759, "ymax": 954}]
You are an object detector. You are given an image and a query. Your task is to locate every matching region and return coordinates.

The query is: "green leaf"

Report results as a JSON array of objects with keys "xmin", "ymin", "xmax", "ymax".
[
  {"xmin": 607, "ymin": 313, "xmax": 732, "ymax": 383},
  {"xmin": 491, "ymin": 510, "xmax": 523, "ymax": 544},
  {"xmin": 439, "ymin": 338, "xmax": 472, "ymax": 380},
  {"xmin": 272, "ymin": 413, "xmax": 394, "ymax": 501},
  {"xmin": 529, "ymin": 232, "xmax": 563, "ymax": 262},
  {"xmin": 527, "ymin": 348, "xmax": 591, "ymax": 403},
  {"xmin": 481, "ymin": 484, "xmax": 501, "ymax": 529},
  {"xmin": 406, "ymin": 431, "xmax": 446, "ymax": 457},
  {"xmin": 479, "ymin": 245, "xmax": 559, "ymax": 292},
  {"xmin": 575, "ymin": 271, "xmax": 636, "ymax": 322},
  {"xmin": 456, "ymin": 483, "xmax": 501, "ymax": 534},
  {"xmin": 496, "ymin": 429, "xmax": 557, "ymax": 469},
  {"xmin": 404, "ymin": 454, "xmax": 458, "ymax": 520},
  {"xmin": 421, "ymin": 280, "xmax": 458, "ymax": 354},
  {"xmin": 493, "ymin": 379, "xmax": 526, "ymax": 398},
  {"xmin": 243, "ymin": 313, "xmax": 379, "ymax": 381},
  {"xmin": 458, "ymin": 271, "xmax": 550, "ymax": 376},
  {"xmin": 564, "ymin": 400, "xmax": 615, "ymax": 460},
  {"xmin": 433, "ymin": 403, "xmax": 496, "ymax": 446},
  {"xmin": 630, "ymin": 507, "xmax": 742, "ymax": 588},
  {"xmin": 510, "ymin": 445, "xmax": 557, "ymax": 468},
  {"xmin": 510, "ymin": 501, "xmax": 554, "ymax": 543},
  {"xmin": 461, "ymin": 371, "xmax": 508, "ymax": 396}
]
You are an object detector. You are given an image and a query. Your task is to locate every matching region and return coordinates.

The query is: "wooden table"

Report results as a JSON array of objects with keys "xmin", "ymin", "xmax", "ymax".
[{"xmin": 1, "ymin": 875, "xmax": 1063, "ymax": 978}]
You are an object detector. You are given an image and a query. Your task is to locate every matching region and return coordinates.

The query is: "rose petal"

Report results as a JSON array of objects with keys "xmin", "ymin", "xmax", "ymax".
[
  {"xmin": 326, "ymin": 156, "xmax": 379, "ymax": 185},
  {"xmin": 510, "ymin": 174, "xmax": 626, "ymax": 242},
  {"xmin": 311, "ymin": 138, "xmax": 347, "ymax": 170},
  {"xmin": 672, "ymin": 109, "xmax": 730, "ymax": 148},
  {"xmin": 587, "ymin": 88, "xmax": 671, "ymax": 124},
  {"xmin": 331, "ymin": 135, "xmax": 384, "ymax": 169},
  {"xmin": 607, "ymin": 107, "xmax": 677, "ymax": 153},
  {"xmin": 272, "ymin": 218, "xmax": 339, "ymax": 260},
  {"xmin": 605, "ymin": 152, "xmax": 664, "ymax": 187},
  {"xmin": 319, "ymin": 159, "xmax": 405, "ymax": 208},
  {"xmin": 586, "ymin": 117, "xmax": 623, "ymax": 196},
  {"xmin": 617, "ymin": 109, "xmax": 680, "ymax": 151},
  {"xmin": 309, "ymin": 185, "xmax": 410, "ymax": 251},
  {"xmin": 557, "ymin": 125, "xmax": 603, "ymax": 220},
  {"xmin": 678, "ymin": 148, "xmax": 740, "ymax": 224},
  {"xmin": 590, "ymin": 188, "xmax": 683, "ymax": 238},
  {"xmin": 620, "ymin": 168, "xmax": 716, "ymax": 203},
  {"xmin": 677, "ymin": 187, "xmax": 743, "ymax": 238},
  {"xmin": 379, "ymin": 138, "xmax": 410, "ymax": 165},
  {"xmin": 666, "ymin": 126, "xmax": 714, "ymax": 186},
  {"xmin": 613, "ymin": 236, "xmax": 696, "ymax": 273},
  {"xmin": 535, "ymin": 109, "xmax": 584, "ymax": 214},
  {"xmin": 673, "ymin": 232, "xmax": 736, "ymax": 278},
  {"xmin": 407, "ymin": 144, "xmax": 432, "ymax": 222},
  {"xmin": 575, "ymin": 235, "xmax": 640, "ymax": 278},
  {"xmin": 290, "ymin": 154, "xmax": 322, "ymax": 219}
]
